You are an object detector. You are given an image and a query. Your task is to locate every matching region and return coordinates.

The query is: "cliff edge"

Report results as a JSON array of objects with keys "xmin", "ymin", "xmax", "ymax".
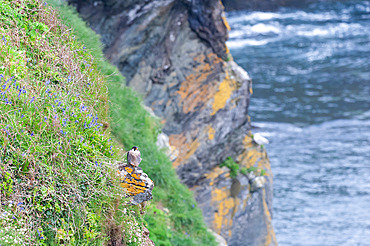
[{"xmin": 68, "ymin": 0, "xmax": 277, "ymax": 245}]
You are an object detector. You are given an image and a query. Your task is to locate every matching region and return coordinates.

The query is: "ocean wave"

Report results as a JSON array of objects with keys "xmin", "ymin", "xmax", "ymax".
[
  {"xmin": 227, "ymin": 21, "xmax": 367, "ymax": 49},
  {"xmin": 296, "ymin": 23, "xmax": 364, "ymax": 37},
  {"xmin": 228, "ymin": 23, "xmax": 281, "ymax": 38},
  {"xmin": 227, "ymin": 10, "xmax": 349, "ymax": 25},
  {"xmin": 226, "ymin": 38, "xmax": 273, "ymax": 48}
]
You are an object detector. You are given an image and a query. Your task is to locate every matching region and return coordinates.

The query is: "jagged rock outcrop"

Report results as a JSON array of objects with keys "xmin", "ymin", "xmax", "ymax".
[
  {"xmin": 118, "ymin": 163, "xmax": 154, "ymax": 205},
  {"xmin": 68, "ymin": 0, "xmax": 276, "ymax": 245}
]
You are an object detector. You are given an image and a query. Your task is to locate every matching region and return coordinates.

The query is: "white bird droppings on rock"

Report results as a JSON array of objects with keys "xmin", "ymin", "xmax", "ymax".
[{"xmin": 253, "ymin": 132, "xmax": 269, "ymax": 145}]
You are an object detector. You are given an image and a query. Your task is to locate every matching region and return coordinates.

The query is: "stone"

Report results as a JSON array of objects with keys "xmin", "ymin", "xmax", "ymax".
[
  {"xmin": 118, "ymin": 163, "xmax": 154, "ymax": 205},
  {"xmin": 156, "ymin": 132, "xmax": 178, "ymax": 161},
  {"xmin": 208, "ymin": 229, "xmax": 228, "ymax": 246},
  {"xmin": 141, "ymin": 226, "xmax": 155, "ymax": 246}
]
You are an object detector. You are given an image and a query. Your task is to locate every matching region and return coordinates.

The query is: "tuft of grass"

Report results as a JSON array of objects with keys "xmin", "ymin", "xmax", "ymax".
[
  {"xmin": 221, "ymin": 157, "xmax": 266, "ymax": 178},
  {"xmin": 46, "ymin": 0, "xmax": 216, "ymax": 245},
  {"xmin": 220, "ymin": 157, "xmax": 240, "ymax": 179}
]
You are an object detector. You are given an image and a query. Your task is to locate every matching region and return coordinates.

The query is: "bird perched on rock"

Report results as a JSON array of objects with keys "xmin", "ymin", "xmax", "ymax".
[
  {"xmin": 127, "ymin": 146, "xmax": 142, "ymax": 167},
  {"xmin": 253, "ymin": 133, "xmax": 269, "ymax": 145}
]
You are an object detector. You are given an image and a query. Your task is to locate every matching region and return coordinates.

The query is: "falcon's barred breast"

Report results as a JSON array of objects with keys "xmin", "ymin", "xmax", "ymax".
[{"xmin": 127, "ymin": 146, "xmax": 142, "ymax": 167}]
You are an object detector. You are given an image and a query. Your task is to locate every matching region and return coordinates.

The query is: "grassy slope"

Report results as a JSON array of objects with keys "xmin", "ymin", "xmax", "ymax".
[
  {"xmin": 0, "ymin": 0, "xmax": 215, "ymax": 245},
  {"xmin": 0, "ymin": 0, "xmax": 141, "ymax": 245}
]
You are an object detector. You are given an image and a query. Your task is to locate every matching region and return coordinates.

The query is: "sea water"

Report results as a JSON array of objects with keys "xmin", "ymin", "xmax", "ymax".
[{"xmin": 227, "ymin": 1, "xmax": 370, "ymax": 245}]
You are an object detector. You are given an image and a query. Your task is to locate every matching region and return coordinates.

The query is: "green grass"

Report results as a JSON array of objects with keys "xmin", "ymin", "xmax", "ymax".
[
  {"xmin": 220, "ymin": 157, "xmax": 240, "ymax": 179},
  {"xmin": 221, "ymin": 157, "xmax": 267, "ymax": 178},
  {"xmin": 0, "ymin": 0, "xmax": 216, "ymax": 245},
  {"xmin": 0, "ymin": 0, "xmax": 146, "ymax": 245}
]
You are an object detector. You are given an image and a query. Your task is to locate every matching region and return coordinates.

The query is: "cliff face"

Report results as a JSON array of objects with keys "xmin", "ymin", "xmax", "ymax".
[{"xmin": 68, "ymin": 0, "xmax": 276, "ymax": 245}]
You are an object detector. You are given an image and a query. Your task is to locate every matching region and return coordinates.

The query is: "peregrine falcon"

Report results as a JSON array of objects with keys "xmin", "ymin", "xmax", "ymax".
[{"xmin": 127, "ymin": 146, "xmax": 142, "ymax": 167}]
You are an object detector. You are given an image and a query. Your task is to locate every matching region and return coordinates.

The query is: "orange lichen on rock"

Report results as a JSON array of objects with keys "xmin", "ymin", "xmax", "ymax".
[
  {"xmin": 211, "ymin": 71, "xmax": 236, "ymax": 115},
  {"xmin": 119, "ymin": 164, "xmax": 154, "ymax": 204},
  {"xmin": 222, "ymin": 15, "xmax": 231, "ymax": 31},
  {"xmin": 262, "ymin": 189, "xmax": 277, "ymax": 246},
  {"xmin": 258, "ymin": 157, "xmax": 271, "ymax": 176},
  {"xmin": 169, "ymin": 133, "xmax": 200, "ymax": 168},
  {"xmin": 237, "ymin": 134, "xmax": 266, "ymax": 169},
  {"xmin": 208, "ymin": 126, "xmax": 216, "ymax": 140},
  {"xmin": 206, "ymin": 166, "xmax": 228, "ymax": 186},
  {"xmin": 211, "ymin": 187, "xmax": 239, "ymax": 236},
  {"xmin": 238, "ymin": 147, "xmax": 264, "ymax": 169},
  {"xmin": 243, "ymin": 133, "xmax": 254, "ymax": 147},
  {"xmin": 176, "ymin": 53, "xmax": 223, "ymax": 114}
]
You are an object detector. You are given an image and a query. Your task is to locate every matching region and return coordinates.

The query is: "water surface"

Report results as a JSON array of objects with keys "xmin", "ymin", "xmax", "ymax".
[{"xmin": 227, "ymin": 1, "xmax": 370, "ymax": 245}]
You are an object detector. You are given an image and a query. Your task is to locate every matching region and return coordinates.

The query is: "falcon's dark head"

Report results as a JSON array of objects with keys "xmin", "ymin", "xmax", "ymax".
[{"xmin": 131, "ymin": 146, "xmax": 139, "ymax": 151}]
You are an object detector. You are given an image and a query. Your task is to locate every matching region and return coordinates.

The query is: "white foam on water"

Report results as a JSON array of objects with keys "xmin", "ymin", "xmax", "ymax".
[
  {"xmin": 226, "ymin": 38, "xmax": 273, "ymax": 48},
  {"xmin": 227, "ymin": 10, "xmax": 349, "ymax": 24},
  {"xmin": 250, "ymin": 23, "xmax": 281, "ymax": 34}
]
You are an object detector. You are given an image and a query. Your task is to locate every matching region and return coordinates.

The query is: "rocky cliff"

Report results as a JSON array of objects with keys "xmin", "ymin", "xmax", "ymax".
[{"xmin": 68, "ymin": 0, "xmax": 276, "ymax": 245}]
